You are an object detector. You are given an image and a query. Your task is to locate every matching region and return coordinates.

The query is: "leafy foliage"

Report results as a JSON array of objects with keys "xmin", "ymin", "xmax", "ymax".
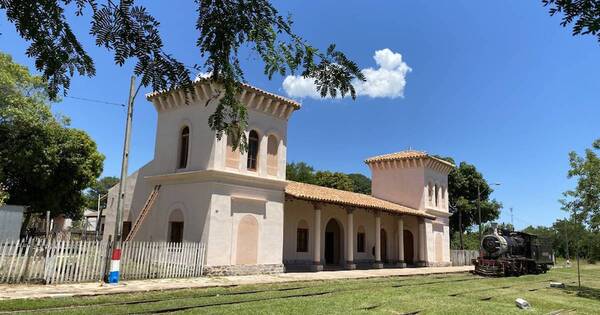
[
  {"xmin": 0, "ymin": 0, "xmax": 365, "ymax": 151},
  {"xmin": 286, "ymin": 161, "xmax": 371, "ymax": 194},
  {"xmin": 314, "ymin": 171, "xmax": 355, "ymax": 192},
  {"xmin": 524, "ymin": 220, "xmax": 600, "ymax": 263},
  {"xmin": 435, "ymin": 156, "xmax": 502, "ymax": 234},
  {"xmin": 0, "ymin": 52, "xmax": 104, "ymax": 219},
  {"xmin": 0, "ymin": 170, "xmax": 8, "ymax": 207},
  {"xmin": 286, "ymin": 162, "xmax": 317, "ymax": 185},
  {"xmin": 543, "ymin": 0, "xmax": 600, "ymax": 43},
  {"xmin": 83, "ymin": 176, "xmax": 119, "ymax": 209},
  {"xmin": 347, "ymin": 173, "xmax": 372, "ymax": 195},
  {"xmin": 561, "ymin": 139, "xmax": 600, "ymax": 231}
]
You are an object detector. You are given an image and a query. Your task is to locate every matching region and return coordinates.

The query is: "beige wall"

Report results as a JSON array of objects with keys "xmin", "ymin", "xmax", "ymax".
[
  {"xmin": 148, "ymin": 83, "xmax": 290, "ymax": 181},
  {"xmin": 371, "ymin": 166, "xmax": 425, "ymax": 210},
  {"xmin": 204, "ymin": 183, "xmax": 284, "ymax": 267},
  {"xmin": 283, "ymin": 199, "xmax": 424, "ymax": 266}
]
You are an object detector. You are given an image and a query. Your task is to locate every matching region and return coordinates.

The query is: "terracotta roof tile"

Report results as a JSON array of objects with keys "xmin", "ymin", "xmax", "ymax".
[
  {"xmin": 145, "ymin": 78, "xmax": 301, "ymax": 109},
  {"xmin": 285, "ymin": 181, "xmax": 435, "ymax": 219},
  {"xmin": 364, "ymin": 150, "xmax": 454, "ymax": 167}
]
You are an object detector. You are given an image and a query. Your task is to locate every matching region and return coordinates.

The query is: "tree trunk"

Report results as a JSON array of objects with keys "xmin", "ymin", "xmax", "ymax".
[{"xmin": 19, "ymin": 211, "xmax": 32, "ymax": 238}]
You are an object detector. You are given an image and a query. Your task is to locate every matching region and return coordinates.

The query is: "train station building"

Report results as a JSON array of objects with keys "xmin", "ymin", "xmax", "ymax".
[{"xmin": 101, "ymin": 80, "xmax": 454, "ymax": 275}]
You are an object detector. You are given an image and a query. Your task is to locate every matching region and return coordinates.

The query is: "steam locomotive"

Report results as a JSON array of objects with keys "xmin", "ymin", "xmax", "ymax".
[{"xmin": 473, "ymin": 225, "xmax": 554, "ymax": 277}]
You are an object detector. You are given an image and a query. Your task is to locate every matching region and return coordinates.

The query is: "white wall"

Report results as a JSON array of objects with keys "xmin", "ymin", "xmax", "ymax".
[{"xmin": 0, "ymin": 205, "xmax": 24, "ymax": 241}]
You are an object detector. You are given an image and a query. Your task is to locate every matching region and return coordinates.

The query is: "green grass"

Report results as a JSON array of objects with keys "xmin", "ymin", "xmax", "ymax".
[{"xmin": 1, "ymin": 263, "xmax": 600, "ymax": 314}]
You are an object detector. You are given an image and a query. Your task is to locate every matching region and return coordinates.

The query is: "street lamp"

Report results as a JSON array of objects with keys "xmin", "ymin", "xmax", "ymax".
[{"xmin": 477, "ymin": 182, "xmax": 501, "ymax": 247}]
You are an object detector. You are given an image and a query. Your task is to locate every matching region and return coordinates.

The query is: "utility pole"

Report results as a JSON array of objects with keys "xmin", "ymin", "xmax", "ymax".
[
  {"xmin": 564, "ymin": 224, "xmax": 570, "ymax": 261},
  {"xmin": 458, "ymin": 206, "xmax": 464, "ymax": 250},
  {"xmin": 109, "ymin": 76, "xmax": 137, "ymax": 284},
  {"xmin": 477, "ymin": 183, "xmax": 482, "ymax": 247},
  {"xmin": 95, "ymin": 193, "xmax": 108, "ymax": 240},
  {"xmin": 510, "ymin": 207, "xmax": 513, "ymax": 229}
]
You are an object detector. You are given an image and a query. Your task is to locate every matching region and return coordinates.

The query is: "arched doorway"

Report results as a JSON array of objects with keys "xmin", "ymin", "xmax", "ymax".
[
  {"xmin": 168, "ymin": 209, "xmax": 184, "ymax": 243},
  {"xmin": 403, "ymin": 230, "xmax": 415, "ymax": 264},
  {"xmin": 236, "ymin": 215, "xmax": 259, "ymax": 265},
  {"xmin": 380, "ymin": 229, "xmax": 388, "ymax": 263},
  {"xmin": 324, "ymin": 219, "xmax": 342, "ymax": 266}
]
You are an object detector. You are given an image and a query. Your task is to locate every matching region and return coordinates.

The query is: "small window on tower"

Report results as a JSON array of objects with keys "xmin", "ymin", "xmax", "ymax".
[
  {"xmin": 247, "ymin": 130, "xmax": 259, "ymax": 171},
  {"xmin": 178, "ymin": 126, "xmax": 190, "ymax": 169}
]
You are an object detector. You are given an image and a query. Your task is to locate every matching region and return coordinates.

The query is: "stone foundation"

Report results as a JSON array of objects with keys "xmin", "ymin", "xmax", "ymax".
[
  {"xmin": 203, "ymin": 264, "xmax": 284, "ymax": 276},
  {"xmin": 426, "ymin": 261, "xmax": 452, "ymax": 267}
]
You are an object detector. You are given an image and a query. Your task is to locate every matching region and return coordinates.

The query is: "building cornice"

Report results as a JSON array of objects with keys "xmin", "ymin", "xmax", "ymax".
[
  {"xmin": 145, "ymin": 79, "xmax": 300, "ymax": 121},
  {"xmin": 144, "ymin": 169, "xmax": 288, "ymax": 191},
  {"xmin": 365, "ymin": 151, "xmax": 455, "ymax": 175},
  {"xmin": 424, "ymin": 207, "xmax": 451, "ymax": 218}
]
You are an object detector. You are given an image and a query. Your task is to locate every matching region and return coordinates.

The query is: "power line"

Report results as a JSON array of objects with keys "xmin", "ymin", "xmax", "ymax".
[{"xmin": 64, "ymin": 95, "xmax": 126, "ymax": 107}]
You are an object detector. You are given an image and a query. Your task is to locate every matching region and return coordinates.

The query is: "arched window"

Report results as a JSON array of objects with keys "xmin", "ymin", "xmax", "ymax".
[
  {"xmin": 178, "ymin": 126, "xmax": 190, "ymax": 169},
  {"xmin": 428, "ymin": 183, "xmax": 434, "ymax": 205},
  {"xmin": 225, "ymin": 134, "xmax": 240, "ymax": 169},
  {"xmin": 434, "ymin": 184, "xmax": 439, "ymax": 207},
  {"xmin": 296, "ymin": 220, "xmax": 309, "ymax": 252},
  {"xmin": 267, "ymin": 135, "xmax": 278, "ymax": 176},
  {"xmin": 247, "ymin": 130, "xmax": 259, "ymax": 171},
  {"xmin": 441, "ymin": 186, "xmax": 446, "ymax": 207}
]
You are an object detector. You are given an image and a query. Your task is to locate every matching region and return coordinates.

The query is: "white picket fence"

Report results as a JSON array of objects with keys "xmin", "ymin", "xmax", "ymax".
[
  {"xmin": 0, "ymin": 239, "xmax": 206, "ymax": 284},
  {"xmin": 450, "ymin": 249, "xmax": 479, "ymax": 266}
]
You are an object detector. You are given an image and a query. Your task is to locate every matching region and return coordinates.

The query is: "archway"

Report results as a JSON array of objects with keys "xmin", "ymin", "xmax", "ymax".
[
  {"xmin": 403, "ymin": 230, "xmax": 415, "ymax": 264},
  {"xmin": 236, "ymin": 215, "xmax": 259, "ymax": 265},
  {"xmin": 324, "ymin": 219, "xmax": 342, "ymax": 266},
  {"xmin": 380, "ymin": 229, "xmax": 388, "ymax": 263}
]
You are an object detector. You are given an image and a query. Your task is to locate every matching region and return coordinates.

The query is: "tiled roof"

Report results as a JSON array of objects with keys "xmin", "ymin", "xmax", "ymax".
[
  {"xmin": 145, "ymin": 78, "xmax": 301, "ymax": 110},
  {"xmin": 364, "ymin": 150, "xmax": 454, "ymax": 167},
  {"xmin": 285, "ymin": 181, "xmax": 435, "ymax": 219}
]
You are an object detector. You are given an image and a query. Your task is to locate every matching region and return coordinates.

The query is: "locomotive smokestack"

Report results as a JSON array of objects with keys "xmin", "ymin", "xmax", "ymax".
[{"xmin": 491, "ymin": 222, "xmax": 499, "ymax": 235}]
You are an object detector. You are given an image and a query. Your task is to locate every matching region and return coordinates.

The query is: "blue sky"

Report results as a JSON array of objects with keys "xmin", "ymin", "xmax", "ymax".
[{"xmin": 1, "ymin": 1, "xmax": 599, "ymax": 229}]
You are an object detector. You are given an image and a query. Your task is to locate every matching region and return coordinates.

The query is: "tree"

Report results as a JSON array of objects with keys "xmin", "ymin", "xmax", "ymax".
[
  {"xmin": 314, "ymin": 171, "xmax": 354, "ymax": 192},
  {"xmin": 347, "ymin": 173, "xmax": 371, "ymax": 195},
  {"xmin": 286, "ymin": 162, "xmax": 373, "ymax": 194},
  {"xmin": 0, "ymin": 52, "xmax": 104, "ymax": 220},
  {"xmin": 84, "ymin": 176, "xmax": 119, "ymax": 210},
  {"xmin": 561, "ymin": 139, "xmax": 600, "ymax": 231},
  {"xmin": 0, "ymin": 169, "xmax": 8, "ymax": 207},
  {"xmin": 435, "ymin": 156, "xmax": 502, "ymax": 248},
  {"xmin": 286, "ymin": 162, "xmax": 316, "ymax": 184},
  {"xmin": 543, "ymin": 0, "xmax": 600, "ymax": 43},
  {"xmin": 0, "ymin": 0, "xmax": 365, "ymax": 151}
]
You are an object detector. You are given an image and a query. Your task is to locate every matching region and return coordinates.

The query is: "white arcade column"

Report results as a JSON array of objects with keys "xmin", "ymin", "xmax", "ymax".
[
  {"xmin": 346, "ymin": 208, "xmax": 356, "ymax": 270},
  {"xmin": 311, "ymin": 203, "xmax": 323, "ymax": 272},
  {"xmin": 373, "ymin": 212, "xmax": 383, "ymax": 269}
]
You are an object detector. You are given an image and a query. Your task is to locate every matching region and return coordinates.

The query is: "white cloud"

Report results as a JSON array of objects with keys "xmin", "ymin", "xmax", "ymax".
[
  {"xmin": 282, "ymin": 75, "xmax": 321, "ymax": 98},
  {"xmin": 281, "ymin": 48, "xmax": 412, "ymax": 99}
]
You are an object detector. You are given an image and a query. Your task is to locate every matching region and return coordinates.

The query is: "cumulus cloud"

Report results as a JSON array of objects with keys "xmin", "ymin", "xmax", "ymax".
[
  {"xmin": 281, "ymin": 48, "xmax": 412, "ymax": 99},
  {"xmin": 282, "ymin": 75, "xmax": 321, "ymax": 98}
]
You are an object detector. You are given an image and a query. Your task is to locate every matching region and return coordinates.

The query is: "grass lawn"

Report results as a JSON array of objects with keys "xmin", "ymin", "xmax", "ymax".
[{"xmin": 0, "ymin": 263, "xmax": 599, "ymax": 314}]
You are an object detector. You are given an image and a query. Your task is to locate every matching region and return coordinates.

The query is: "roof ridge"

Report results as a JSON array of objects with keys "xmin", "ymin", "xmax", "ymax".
[
  {"xmin": 145, "ymin": 78, "xmax": 301, "ymax": 109},
  {"xmin": 285, "ymin": 180, "xmax": 435, "ymax": 219}
]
